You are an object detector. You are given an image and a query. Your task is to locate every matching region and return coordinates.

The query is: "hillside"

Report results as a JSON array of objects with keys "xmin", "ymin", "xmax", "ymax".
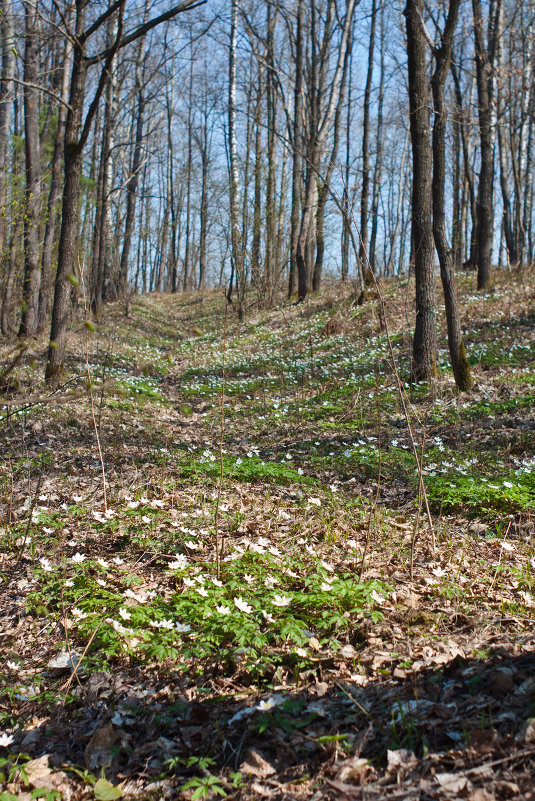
[{"xmin": 1, "ymin": 270, "xmax": 535, "ymax": 800}]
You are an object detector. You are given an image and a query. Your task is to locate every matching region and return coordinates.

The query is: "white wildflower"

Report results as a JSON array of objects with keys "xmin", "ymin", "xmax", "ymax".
[
  {"xmin": 234, "ymin": 597, "xmax": 253, "ymax": 614},
  {"xmin": 175, "ymin": 622, "xmax": 192, "ymax": 633},
  {"xmin": 39, "ymin": 557, "xmax": 53, "ymax": 572},
  {"xmin": 272, "ymin": 595, "xmax": 291, "ymax": 607},
  {"xmin": 370, "ymin": 589, "xmax": 386, "ymax": 605},
  {"xmin": 169, "ymin": 555, "xmax": 188, "ymax": 570},
  {"xmin": 216, "ymin": 605, "xmax": 231, "ymax": 615},
  {"xmin": 0, "ymin": 732, "xmax": 14, "ymax": 747},
  {"xmin": 119, "ymin": 608, "xmax": 132, "ymax": 620},
  {"xmin": 72, "ymin": 607, "xmax": 87, "ymax": 619},
  {"xmin": 71, "ymin": 552, "xmax": 86, "ymax": 564}
]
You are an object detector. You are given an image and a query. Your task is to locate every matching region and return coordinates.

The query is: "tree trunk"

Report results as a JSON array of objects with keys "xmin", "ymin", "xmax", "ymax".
[
  {"xmin": 38, "ymin": 33, "xmax": 73, "ymax": 331},
  {"xmin": 431, "ymin": 0, "xmax": 473, "ymax": 391},
  {"xmin": 369, "ymin": 1, "xmax": 385, "ymax": 273},
  {"xmin": 0, "ymin": 0, "xmax": 14, "ymax": 322},
  {"xmin": 472, "ymin": 0, "xmax": 500, "ymax": 289},
  {"xmin": 296, "ymin": 0, "xmax": 356, "ymax": 301},
  {"xmin": 405, "ymin": 0, "xmax": 436, "ymax": 383},
  {"xmin": 288, "ymin": 0, "xmax": 303, "ymax": 298},
  {"xmin": 359, "ymin": 0, "xmax": 376, "ymax": 280},
  {"xmin": 119, "ymin": 31, "xmax": 147, "ymax": 300},
  {"xmin": 228, "ymin": 0, "xmax": 245, "ymax": 317},
  {"xmin": 19, "ymin": 5, "xmax": 42, "ymax": 337}
]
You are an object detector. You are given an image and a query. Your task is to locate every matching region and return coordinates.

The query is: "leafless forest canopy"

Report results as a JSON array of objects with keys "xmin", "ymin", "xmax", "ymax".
[{"xmin": 1, "ymin": 0, "xmax": 534, "ymax": 383}]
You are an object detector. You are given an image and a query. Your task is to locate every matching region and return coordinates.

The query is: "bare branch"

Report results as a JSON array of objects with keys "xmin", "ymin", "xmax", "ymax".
[
  {"xmin": 85, "ymin": 0, "xmax": 207, "ymax": 66},
  {"xmin": 11, "ymin": 77, "xmax": 72, "ymax": 111}
]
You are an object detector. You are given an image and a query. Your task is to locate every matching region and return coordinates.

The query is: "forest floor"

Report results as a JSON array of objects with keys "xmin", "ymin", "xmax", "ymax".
[{"xmin": 1, "ymin": 267, "xmax": 535, "ymax": 801}]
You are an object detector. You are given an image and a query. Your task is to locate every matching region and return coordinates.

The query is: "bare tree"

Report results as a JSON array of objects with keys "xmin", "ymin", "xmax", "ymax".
[
  {"xmin": 405, "ymin": 0, "xmax": 436, "ymax": 382},
  {"xmin": 18, "ymin": 3, "xmax": 42, "ymax": 337},
  {"xmin": 45, "ymin": 0, "xmax": 204, "ymax": 382}
]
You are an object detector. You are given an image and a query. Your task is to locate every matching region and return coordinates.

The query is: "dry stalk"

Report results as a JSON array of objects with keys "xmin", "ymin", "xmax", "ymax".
[
  {"xmin": 85, "ymin": 336, "xmax": 107, "ymax": 511},
  {"xmin": 343, "ymin": 188, "xmax": 436, "ymax": 555},
  {"xmin": 60, "ymin": 620, "xmax": 103, "ymax": 702},
  {"xmin": 214, "ymin": 293, "xmax": 229, "ymax": 580},
  {"xmin": 12, "ymin": 464, "xmax": 45, "ymax": 572},
  {"xmin": 359, "ymin": 361, "xmax": 383, "ymax": 581}
]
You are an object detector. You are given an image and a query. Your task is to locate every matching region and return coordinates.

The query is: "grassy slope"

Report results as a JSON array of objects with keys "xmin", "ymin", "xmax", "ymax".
[{"xmin": 1, "ymin": 268, "xmax": 535, "ymax": 799}]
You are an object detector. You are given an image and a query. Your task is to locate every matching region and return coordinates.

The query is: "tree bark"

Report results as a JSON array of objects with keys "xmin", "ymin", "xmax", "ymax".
[
  {"xmin": 405, "ymin": 0, "xmax": 436, "ymax": 383},
  {"xmin": 228, "ymin": 0, "xmax": 245, "ymax": 317},
  {"xmin": 119, "ymin": 29, "xmax": 147, "ymax": 299},
  {"xmin": 0, "ymin": 0, "xmax": 14, "ymax": 324},
  {"xmin": 359, "ymin": 0, "xmax": 376, "ymax": 280},
  {"xmin": 472, "ymin": 0, "xmax": 500, "ymax": 289},
  {"xmin": 288, "ymin": 0, "xmax": 303, "ymax": 298},
  {"xmin": 431, "ymin": 0, "xmax": 473, "ymax": 391},
  {"xmin": 19, "ymin": 4, "xmax": 42, "ymax": 337}
]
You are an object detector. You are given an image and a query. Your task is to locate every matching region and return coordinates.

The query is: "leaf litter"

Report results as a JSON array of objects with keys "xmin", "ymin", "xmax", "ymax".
[{"xmin": 1, "ymin": 272, "xmax": 535, "ymax": 799}]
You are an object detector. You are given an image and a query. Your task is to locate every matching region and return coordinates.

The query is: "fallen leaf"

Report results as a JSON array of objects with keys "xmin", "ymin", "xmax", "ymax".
[
  {"xmin": 336, "ymin": 756, "xmax": 374, "ymax": 784},
  {"xmin": 436, "ymin": 772, "xmax": 473, "ymax": 795},
  {"xmin": 85, "ymin": 723, "xmax": 127, "ymax": 770},
  {"xmin": 240, "ymin": 750, "xmax": 276, "ymax": 778},
  {"xmin": 470, "ymin": 790, "xmax": 495, "ymax": 801},
  {"xmin": 387, "ymin": 748, "xmax": 417, "ymax": 771},
  {"xmin": 94, "ymin": 777, "xmax": 123, "ymax": 800}
]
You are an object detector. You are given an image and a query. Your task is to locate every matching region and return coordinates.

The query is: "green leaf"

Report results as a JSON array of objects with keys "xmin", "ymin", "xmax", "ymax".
[
  {"xmin": 94, "ymin": 778, "xmax": 122, "ymax": 800},
  {"xmin": 0, "ymin": 793, "xmax": 19, "ymax": 801},
  {"xmin": 67, "ymin": 273, "xmax": 79, "ymax": 286}
]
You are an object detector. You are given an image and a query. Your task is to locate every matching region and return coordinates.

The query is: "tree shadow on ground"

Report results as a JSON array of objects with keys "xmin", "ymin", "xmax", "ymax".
[{"xmin": 9, "ymin": 645, "xmax": 535, "ymax": 800}]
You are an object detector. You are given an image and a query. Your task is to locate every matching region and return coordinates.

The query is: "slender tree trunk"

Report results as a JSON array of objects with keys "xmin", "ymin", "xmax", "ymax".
[
  {"xmin": 38, "ymin": 34, "xmax": 73, "ymax": 331},
  {"xmin": 198, "ymin": 141, "xmax": 208, "ymax": 290},
  {"xmin": 19, "ymin": 5, "xmax": 42, "ymax": 337},
  {"xmin": 451, "ymin": 96, "xmax": 463, "ymax": 270},
  {"xmin": 228, "ymin": 0, "xmax": 245, "ymax": 317},
  {"xmin": 451, "ymin": 62, "xmax": 478, "ymax": 267},
  {"xmin": 264, "ymin": 0, "xmax": 277, "ymax": 305},
  {"xmin": 288, "ymin": 0, "xmax": 303, "ymax": 297},
  {"xmin": 369, "ymin": 1, "xmax": 385, "ymax": 273},
  {"xmin": 119, "ymin": 31, "xmax": 146, "ymax": 299},
  {"xmin": 313, "ymin": 24, "xmax": 351, "ymax": 292},
  {"xmin": 431, "ymin": 0, "xmax": 473, "ymax": 391},
  {"xmin": 1, "ymin": 218, "xmax": 20, "ymax": 336},
  {"xmin": 405, "ymin": 0, "xmax": 436, "ymax": 382},
  {"xmin": 0, "ymin": 0, "xmax": 14, "ymax": 327},
  {"xmin": 341, "ymin": 43, "xmax": 352, "ymax": 282},
  {"xmin": 296, "ymin": 0, "xmax": 356, "ymax": 301},
  {"xmin": 495, "ymin": 0, "xmax": 517, "ymax": 267},
  {"xmin": 472, "ymin": 0, "xmax": 500, "ymax": 289},
  {"xmin": 359, "ymin": 0, "xmax": 376, "ymax": 280},
  {"xmin": 251, "ymin": 62, "xmax": 262, "ymax": 292}
]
